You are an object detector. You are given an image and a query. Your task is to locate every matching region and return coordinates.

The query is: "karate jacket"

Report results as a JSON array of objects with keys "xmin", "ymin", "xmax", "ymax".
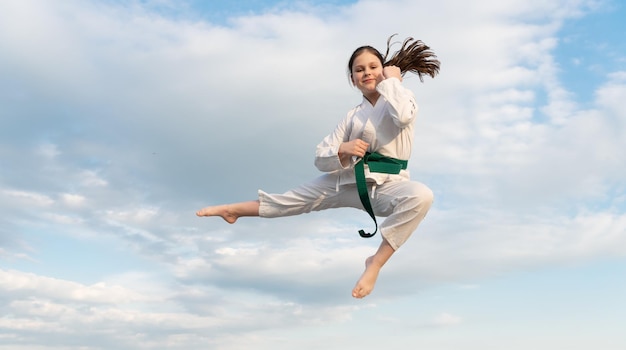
[{"xmin": 314, "ymin": 77, "xmax": 418, "ymax": 187}]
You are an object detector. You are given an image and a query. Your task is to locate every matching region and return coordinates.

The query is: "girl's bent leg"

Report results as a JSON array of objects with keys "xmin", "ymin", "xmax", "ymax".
[
  {"xmin": 352, "ymin": 238, "xmax": 395, "ymax": 299},
  {"xmin": 352, "ymin": 181, "xmax": 433, "ymax": 298},
  {"xmin": 375, "ymin": 181, "xmax": 434, "ymax": 250},
  {"xmin": 196, "ymin": 200, "xmax": 260, "ymax": 224}
]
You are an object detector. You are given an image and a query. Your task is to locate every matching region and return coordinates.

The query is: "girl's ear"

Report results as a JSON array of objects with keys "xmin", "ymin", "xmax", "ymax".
[{"xmin": 350, "ymin": 73, "xmax": 355, "ymax": 86}]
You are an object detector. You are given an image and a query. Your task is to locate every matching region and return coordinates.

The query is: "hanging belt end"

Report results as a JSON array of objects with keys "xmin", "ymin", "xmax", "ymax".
[{"xmin": 358, "ymin": 229, "xmax": 376, "ymax": 238}]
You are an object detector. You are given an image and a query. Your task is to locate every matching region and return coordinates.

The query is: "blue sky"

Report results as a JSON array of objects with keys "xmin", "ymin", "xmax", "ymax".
[{"xmin": 1, "ymin": 0, "xmax": 625, "ymax": 349}]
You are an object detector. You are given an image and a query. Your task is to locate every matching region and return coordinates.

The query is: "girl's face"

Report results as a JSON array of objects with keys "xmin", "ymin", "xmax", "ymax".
[{"xmin": 351, "ymin": 51, "xmax": 384, "ymax": 101}]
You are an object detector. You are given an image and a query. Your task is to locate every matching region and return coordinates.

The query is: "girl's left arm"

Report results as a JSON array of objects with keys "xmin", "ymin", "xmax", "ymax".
[{"xmin": 377, "ymin": 71, "xmax": 419, "ymax": 128}]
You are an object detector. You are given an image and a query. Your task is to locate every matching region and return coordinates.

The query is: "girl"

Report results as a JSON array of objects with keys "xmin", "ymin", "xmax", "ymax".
[{"xmin": 197, "ymin": 36, "xmax": 440, "ymax": 299}]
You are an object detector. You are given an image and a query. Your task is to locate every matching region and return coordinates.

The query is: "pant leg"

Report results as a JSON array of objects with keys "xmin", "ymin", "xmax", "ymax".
[
  {"xmin": 259, "ymin": 175, "xmax": 433, "ymax": 250},
  {"xmin": 258, "ymin": 173, "xmax": 363, "ymax": 218},
  {"xmin": 371, "ymin": 180, "xmax": 434, "ymax": 250}
]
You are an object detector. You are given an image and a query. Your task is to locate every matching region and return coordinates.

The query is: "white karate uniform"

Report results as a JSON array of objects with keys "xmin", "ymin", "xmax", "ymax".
[{"xmin": 258, "ymin": 77, "xmax": 433, "ymax": 250}]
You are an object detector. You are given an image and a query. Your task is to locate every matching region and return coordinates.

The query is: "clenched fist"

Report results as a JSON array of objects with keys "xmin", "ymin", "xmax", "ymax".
[
  {"xmin": 383, "ymin": 65, "xmax": 402, "ymax": 82},
  {"xmin": 339, "ymin": 139, "xmax": 370, "ymax": 164}
]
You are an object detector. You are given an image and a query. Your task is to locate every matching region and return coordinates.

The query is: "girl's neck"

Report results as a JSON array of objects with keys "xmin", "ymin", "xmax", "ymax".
[{"xmin": 364, "ymin": 92, "xmax": 380, "ymax": 106}]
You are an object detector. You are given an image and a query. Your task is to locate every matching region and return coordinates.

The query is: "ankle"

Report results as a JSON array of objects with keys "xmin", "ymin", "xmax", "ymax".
[{"xmin": 368, "ymin": 256, "xmax": 385, "ymax": 269}]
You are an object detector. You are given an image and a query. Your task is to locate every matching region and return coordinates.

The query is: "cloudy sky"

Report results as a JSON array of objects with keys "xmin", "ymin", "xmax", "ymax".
[{"xmin": 1, "ymin": 0, "xmax": 625, "ymax": 349}]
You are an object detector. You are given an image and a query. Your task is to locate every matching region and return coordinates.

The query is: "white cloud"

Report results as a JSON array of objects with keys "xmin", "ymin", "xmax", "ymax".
[
  {"xmin": 41, "ymin": 212, "xmax": 83, "ymax": 225},
  {"xmin": 0, "ymin": 269, "xmax": 152, "ymax": 304},
  {"xmin": 60, "ymin": 193, "xmax": 86, "ymax": 207},
  {"xmin": 78, "ymin": 170, "xmax": 108, "ymax": 187},
  {"xmin": 1, "ymin": 190, "xmax": 54, "ymax": 207},
  {"xmin": 105, "ymin": 207, "xmax": 160, "ymax": 224},
  {"xmin": 36, "ymin": 143, "xmax": 61, "ymax": 159},
  {"xmin": 433, "ymin": 312, "xmax": 462, "ymax": 326}
]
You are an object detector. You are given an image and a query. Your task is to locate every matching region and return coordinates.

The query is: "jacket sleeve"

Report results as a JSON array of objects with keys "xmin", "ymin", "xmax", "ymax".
[
  {"xmin": 314, "ymin": 110, "xmax": 355, "ymax": 172},
  {"xmin": 376, "ymin": 77, "xmax": 418, "ymax": 128}
]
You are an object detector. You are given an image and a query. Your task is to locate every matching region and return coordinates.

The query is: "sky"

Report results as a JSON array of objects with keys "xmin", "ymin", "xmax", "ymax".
[{"xmin": 0, "ymin": 0, "xmax": 625, "ymax": 349}]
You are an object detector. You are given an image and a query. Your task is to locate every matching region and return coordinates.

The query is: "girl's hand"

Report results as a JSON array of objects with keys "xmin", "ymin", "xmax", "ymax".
[
  {"xmin": 338, "ymin": 139, "xmax": 369, "ymax": 166},
  {"xmin": 339, "ymin": 139, "xmax": 369, "ymax": 158},
  {"xmin": 383, "ymin": 65, "xmax": 402, "ymax": 81}
]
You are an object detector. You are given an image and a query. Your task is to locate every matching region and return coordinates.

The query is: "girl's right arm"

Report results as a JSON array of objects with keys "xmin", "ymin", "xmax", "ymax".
[{"xmin": 314, "ymin": 111, "xmax": 368, "ymax": 172}]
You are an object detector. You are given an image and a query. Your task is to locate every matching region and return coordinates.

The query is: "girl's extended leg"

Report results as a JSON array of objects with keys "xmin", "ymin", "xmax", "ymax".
[
  {"xmin": 196, "ymin": 200, "xmax": 260, "ymax": 224},
  {"xmin": 352, "ymin": 238, "xmax": 394, "ymax": 298}
]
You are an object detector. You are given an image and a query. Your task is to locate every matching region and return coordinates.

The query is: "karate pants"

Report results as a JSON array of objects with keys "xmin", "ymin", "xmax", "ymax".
[{"xmin": 258, "ymin": 173, "xmax": 433, "ymax": 250}]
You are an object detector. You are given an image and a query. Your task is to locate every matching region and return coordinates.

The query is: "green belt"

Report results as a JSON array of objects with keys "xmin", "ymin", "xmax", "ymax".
[{"xmin": 354, "ymin": 152, "xmax": 408, "ymax": 238}]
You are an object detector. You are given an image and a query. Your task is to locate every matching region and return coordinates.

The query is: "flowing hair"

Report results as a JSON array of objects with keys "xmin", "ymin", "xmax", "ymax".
[
  {"xmin": 383, "ymin": 34, "xmax": 440, "ymax": 81},
  {"xmin": 348, "ymin": 34, "xmax": 440, "ymax": 82}
]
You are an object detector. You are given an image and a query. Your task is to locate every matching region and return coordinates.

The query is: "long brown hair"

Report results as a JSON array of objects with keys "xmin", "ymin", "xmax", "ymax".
[
  {"xmin": 383, "ymin": 34, "xmax": 440, "ymax": 81},
  {"xmin": 348, "ymin": 34, "xmax": 440, "ymax": 82}
]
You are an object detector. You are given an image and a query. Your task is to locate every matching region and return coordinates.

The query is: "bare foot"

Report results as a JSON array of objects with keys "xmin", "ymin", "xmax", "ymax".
[
  {"xmin": 352, "ymin": 256, "xmax": 381, "ymax": 298},
  {"xmin": 196, "ymin": 205, "xmax": 238, "ymax": 224}
]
